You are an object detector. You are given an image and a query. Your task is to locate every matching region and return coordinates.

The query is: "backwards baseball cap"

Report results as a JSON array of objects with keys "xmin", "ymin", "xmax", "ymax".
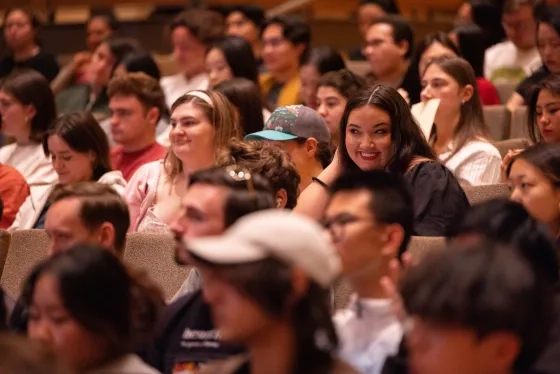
[
  {"xmin": 185, "ymin": 210, "xmax": 341, "ymax": 288},
  {"xmin": 244, "ymin": 105, "xmax": 331, "ymax": 144}
]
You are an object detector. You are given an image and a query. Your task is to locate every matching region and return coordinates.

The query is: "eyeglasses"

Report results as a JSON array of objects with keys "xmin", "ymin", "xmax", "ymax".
[
  {"xmin": 226, "ymin": 165, "xmax": 255, "ymax": 196},
  {"xmin": 322, "ymin": 214, "xmax": 375, "ymax": 243}
]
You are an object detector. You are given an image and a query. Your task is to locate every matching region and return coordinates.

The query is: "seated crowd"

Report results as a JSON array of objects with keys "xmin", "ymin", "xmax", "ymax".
[{"xmin": 0, "ymin": 1, "xmax": 560, "ymax": 374}]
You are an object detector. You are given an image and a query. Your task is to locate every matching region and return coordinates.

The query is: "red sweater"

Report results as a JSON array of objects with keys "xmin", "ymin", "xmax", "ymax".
[
  {"xmin": 476, "ymin": 77, "xmax": 501, "ymax": 106},
  {"xmin": 0, "ymin": 164, "xmax": 29, "ymax": 229},
  {"xmin": 110, "ymin": 143, "xmax": 168, "ymax": 181}
]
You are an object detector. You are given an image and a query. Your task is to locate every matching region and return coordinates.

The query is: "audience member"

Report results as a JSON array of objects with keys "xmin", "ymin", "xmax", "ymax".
[
  {"xmin": 400, "ymin": 243, "xmax": 551, "ymax": 374},
  {"xmin": 217, "ymin": 139, "xmax": 300, "ymax": 209},
  {"xmin": 107, "ymin": 73, "xmax": 168, "ymax": 180},
  {"xmin": 24, "ymin": 245, "xmax": 162, "ymax": 374},
  {"xmin": 300, "ymin": 46, "xmax": 346, "ymax": 109},
  {"xmin": 224, "ymin": 5, "xmax": 265, "ymax": 64},
  {"xmin": 205, "ymin": 36, "xmax": 259, "ymax": 89},
  {"xmin": 245, "ymin": 105, "xmax": 332, "ymax": 191},
  {"xmin": 485, "ymin": 0, "xmax": 541, "ymax": 84},
  {"xmin": 325, "ymin": 170, "xmax": 414, "ymax": 374},
  {"xmin": 470, "ymin": 0, "xmax": 506, "ymax": 49},
  {"xmin": 144, "ymin": 166, "xmax": 275, "ymax": 373},
  {"xmin": 527, "ymin": 72, "xmax": 560, "ymax": 143},
  {"xmin": 0, "ymin": 334, "xmax": 69, "ymax": 374},
  {"xmin": 115, "ymin": 51, "xmax": 162, "ymax": 81},
  {"xmin": 214, "ymin": 78, "xmax": 267, "ymax": 136},
  {"xmin": 363, "ymin": 15, "xmax": 422, "ymax": 104},
  {"xmin": 350, "ymin": 0, "xmax": 401, "ymax": 60},
  {"xmin": 506, "ymin": 143, "xmax": 560, "ymax": 244},
  {"xmin": 0, "ymin": 8, "xmax": 59, "ymax": 82},
  {"xmin": 421, "ymin": 56, "xmax": 501, "ymax": 185},
  {"xmin": 0, "ymin": 70, "xmax": 57, "ymax": 200},
  {"xmin": 125, "ymin": 90, "xmax": 238, "ymax": 232},
  {"xmin": 162, "ymin": 10, "xmax": 224, "ymax": 108},
  {"xmin": 452, "ymin": 24, "xmax": 501, "ymax": 105},
  {"xmin": 260, "ymin": 15, "xmax": 311, "ymax": 108},
  {"xmin": 316, "ymin": 70, "xmax": 367, "ymax": 148},
  {"xmin": 44, "ymin": 182, "xmax": 130, "ymax": 256},
  {"xmin": 51, "ymin": 11, "xmax": 117, "ymax": 94},
  {"xmin": 508, "ymin": 5, "xmax": 560, "ymax": 110},
  {"xmin": 414, "ymin": 32, "xmax": 460, "ymax": 77},
  {"xmin": 0, "ymin": 163, "xmax": 29, "ymax": 228},
  {"xmin": 186, "ymin": 210, "xmax": 358, "ymax": 374},
  {"xmin": 296, "ymin": 84, "xmax": 470, "ymax": 236},
  {"xmin": 10, "ymin": 111, "xmax": 127, "ymax": 230}
]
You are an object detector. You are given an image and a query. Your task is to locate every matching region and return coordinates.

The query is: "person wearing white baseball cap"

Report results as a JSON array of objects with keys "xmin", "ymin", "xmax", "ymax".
[{"xmin": 187, "ymin": 209, "xmax": 359, "ymax": 374}]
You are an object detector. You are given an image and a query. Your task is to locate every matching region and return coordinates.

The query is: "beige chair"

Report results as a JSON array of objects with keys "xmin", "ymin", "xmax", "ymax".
[
  {"xmin": 510, "ymin": 106, "xmax": 529, "ymax": 139},
  {"xmin": 493, "ymin": 138, "xmax": 531, "ymax": 158},
  {"xmin": 483, "ymin": 106, "xmax": 511, "ymax": 141},
  {"xmin": 407, "ymin": 236, "xmax": 446, "ymax": 259},
  {"xmin": 0, "ymin": 230, "xmax": 48, "ymax": 298},
  {"xmin": 463, "ymin": 184, "xmax": 510, "ymax": 205},
  {"xmin": 346, "ymin": 60, "xmax": 372, "ymax": 78},
  {"xmin": 0, "ymin": 231, "xmax": 11, "ymax": 279},
  {"xmin": 494, "ymin": 82, "xmax": 517, "ymax": 105},
  {"xmin": 154, "ymin": 54, "xmax": 179, "ymax": 77},
  {"xmin": 124, "ymin": 232, "xmax": 191, "ymax": 301}
]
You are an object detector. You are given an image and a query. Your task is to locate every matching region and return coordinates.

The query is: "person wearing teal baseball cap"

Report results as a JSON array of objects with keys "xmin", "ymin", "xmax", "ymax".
[{"xmin": 244, "ymin": 104, "xmax": 333, "ymax": 190}]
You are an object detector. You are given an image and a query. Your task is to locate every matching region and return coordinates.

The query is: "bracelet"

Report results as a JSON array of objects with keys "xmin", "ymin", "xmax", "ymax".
[{"xmin": 312, "ymin": 177, "xmax": 328, "ymax": 189}]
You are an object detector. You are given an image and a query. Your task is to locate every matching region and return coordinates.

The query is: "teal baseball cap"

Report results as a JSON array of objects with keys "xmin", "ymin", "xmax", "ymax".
[{"xmin": 244, "ymin": 105, "xmax": 331, "ymax": 144}]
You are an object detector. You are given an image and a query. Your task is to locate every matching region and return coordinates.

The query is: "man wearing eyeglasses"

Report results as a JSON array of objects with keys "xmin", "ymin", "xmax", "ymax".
[
  {"xmin": 143, "ymin": 166, "xmax": 275, "ymax": 374},
  {"xmin": 323, "ymin": 169, "xmax": 414, "ymax": 374}
]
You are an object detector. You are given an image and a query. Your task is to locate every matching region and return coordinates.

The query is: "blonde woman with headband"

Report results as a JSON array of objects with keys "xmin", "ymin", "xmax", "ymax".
[{"xmin": 124, "ymin": 90, "xmax": 239, "ymax": 232}]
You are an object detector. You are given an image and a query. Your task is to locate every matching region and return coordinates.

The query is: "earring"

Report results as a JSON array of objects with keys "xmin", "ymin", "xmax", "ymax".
[{"xmin": 461, "ymin": 100, "xmax": 465, "ymax": 105}]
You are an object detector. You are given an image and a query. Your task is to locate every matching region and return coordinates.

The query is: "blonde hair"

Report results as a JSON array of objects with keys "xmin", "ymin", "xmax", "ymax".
[{"xmin": 164, "ymin": 90, "xmax": 239, "ymax": 179}]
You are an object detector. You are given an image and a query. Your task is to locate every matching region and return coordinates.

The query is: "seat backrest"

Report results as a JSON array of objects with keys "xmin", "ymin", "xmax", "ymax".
[
  {"xmin": 0, "ymin": 230, "xmax": 11, "ymax": 279},
  {"xmin": 124, "ymin": 232, "xmax": 190, "ymax": 301},
  {"xmin": 0, "ymin": 230, "xmax": 48, "ymax": 298},
  {"xmin": 407, "ymin": 236, "xmax": 446, "ymax": 259},
  {"xmin": 493, "ymin": 138, "xmax": 531, "ymax": 158},
  {"xmin": 483, "ymin": 106, "xmax": 511, "ymax": 141},
  {"xmin": 463, "ymin": 183, "xmax": 510, "ymax": 205},
  {"xmin": 347, "ymin": 60, "xmax": 372, "ymax": 78},
  {"xmin": 494, "ymin": 82, "xmax": 517, "ymax": 104},
  {"xmin": 510, "ymin": 106, "xmax": 529, "ymax": 139}
]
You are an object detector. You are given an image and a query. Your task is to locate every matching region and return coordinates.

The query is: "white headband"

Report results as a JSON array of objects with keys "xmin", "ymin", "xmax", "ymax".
[{"xmin": 186, "ymin": 90, "xmax": 213, "ymax": 107}]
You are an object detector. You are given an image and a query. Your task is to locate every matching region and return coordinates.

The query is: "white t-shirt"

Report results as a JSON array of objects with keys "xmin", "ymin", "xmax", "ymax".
[
  {"xmin": 160, "ymin": 73, "xmax": 209, "ymax": 109},
  {"xmin": 334, "ymin": 296, "xmax": 402, "ymax": 374},
  {"xmin": 484, "ymin": 41, "xmax": 542, "ymax": 84},
  {"xmin": 439, "ymin": 140, "xmax": 502, "ymax": 186}
]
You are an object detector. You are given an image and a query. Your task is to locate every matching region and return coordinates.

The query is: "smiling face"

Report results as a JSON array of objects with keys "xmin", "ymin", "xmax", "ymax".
[
  {"xmin": 206, "ymin": 47, "xmax": 234, "ymax": 88},
  {"xmin": 535, "ymin": 88, "xmax": 560, "ymax": 143},
  {"xmin": 169, "ymin": 101, "xmax": 216, "ymax": 162},
  {"xmin": 345, "ymin": 105, "xmax": 393, "ymax": 170}
]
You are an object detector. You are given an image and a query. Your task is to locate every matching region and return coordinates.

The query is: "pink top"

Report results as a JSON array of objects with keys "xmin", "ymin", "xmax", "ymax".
[{"xmin": 124, "ymin": 161, "xmax": 163, "ymax": 232}]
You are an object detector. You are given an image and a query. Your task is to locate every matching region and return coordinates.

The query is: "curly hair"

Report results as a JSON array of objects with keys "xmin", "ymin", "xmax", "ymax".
[{"xmin": 217, "ymin": 139, "xmax": 300, "ymax": 209}]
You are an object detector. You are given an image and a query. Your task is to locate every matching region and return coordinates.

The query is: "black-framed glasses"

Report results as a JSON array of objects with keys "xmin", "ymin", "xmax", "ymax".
[
  {"xmin": 225, "ymin": 165, "xmax": 255, "ymax": 196},
  {"xmin": 321, "ymin": 214, "xmax": 375, "ymax": 243}
]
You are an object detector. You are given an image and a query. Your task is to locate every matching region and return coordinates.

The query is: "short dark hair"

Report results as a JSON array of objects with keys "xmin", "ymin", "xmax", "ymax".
[
  {"xmin": 317, "ymin": 69, "xmax": 367, "ymax": 99},
  {"xmin": 339, "ymin": 84, "xmax": 437, "ymax": 173},
  {"xmin": 401, "ymin": 242, "xmax": 552, "ymax": 373},
  {"xmin": 119, "ymin": 51, "xmax": 161, "ymax": 81},
  {"xmin": 103, "ymin": 36, "xmax": 142, "ymax": 74},
  {"xmin": 454, "ymin": 24, "xmax": 486, "ymax": 78},
  {"xmin": 88, "ymin": 9, "xmax": 118, "ymax": 31},
  {"xmin": 370, "ymin": 15, "xmax": 414, "ymax": 59},
  {"xmin": 189, "ymin": 166, "xmax": 276, "ymax": 228},
  {"xmin": 214, "ymin": 78, "xmax": 264, "ymax": 136},
  {"xmin": 217, "ymin": 139, "xmax": 300, "ymax": 209},
  {"xmin": 330, "ymin": 170, "xmax": 414, "ymax": 257},
  {"xmin": 224, "ymin": 5, "xmax": 265, "ymax": 28},
  {"xmin": 210, "ymin": 36, "xmax": 259, "ymax": 84},
  {"xmin": 107, "ymin": 72, "xmax": 168, "ymax": 122},
  {"xmin": 359, "ymin": 0, "xmax": 401, "ymax": 14},
  {"xmin": 0, "ymin": 69, "xmax": 57, "ymax": 142},
  {"xmin": 43, "ymin": 112, "xmax": 112, "ymax": 181},
  {"xmin": 22, "ymin": 245, "xmax": 133, "ymax": 355},
  {"xmin": 294, "ymin": 137, "xmax": 333, "ymax": 169},
  {"xmin": 261, "ymin": 15, "xmax": 311, "ymax": 63},
  {"xmin": 447, "ymin": 198, "xmax": 559, "ymax": 284},
  {"xmin": 527, "ymin": 73, "xmax": 560, "ymax": 143},
  {"xmin": 48, "ymin": 183, "xmax": 130, "ymax": 254},
  {"xmin": 169, "ymin": 9, "xmax": 225, "ymax": 48},
  {"xmin": 301, "ymin": 46, "xmax": 346, "ymax": 76}
]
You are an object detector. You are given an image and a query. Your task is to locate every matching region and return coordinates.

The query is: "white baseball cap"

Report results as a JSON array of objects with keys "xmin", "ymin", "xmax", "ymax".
[{"xmin": 184, "ymin": 209, "xmax": 341, "ymax": 288}]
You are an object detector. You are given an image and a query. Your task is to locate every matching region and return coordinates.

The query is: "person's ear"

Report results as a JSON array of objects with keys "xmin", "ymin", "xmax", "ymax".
[
  {"xmin": 146, "ymin": 107, "xmax": 160, "ymax": 126},
  {"xmin": 97, "ymin": 222, "xmax": 117, "ymax": 253},
  {"xmin": 461, "ymin": 84, "xmax": 474, "ymax": 103},
  {"xmin": 396, "ymin": 39, "xmax": 410, "ymax": 59},
  {"xmin": 24, "ymin": 104, "xmax": 37, "ymax": 123},
  {"xmin": 275, "ymin": 188, "xmax": 288, "ymax": 209},
  {"xmin": 380, "ymin": 223, "xmax": 405, "ymax": 259},
  {"xmin": 304, "ymin": 137, "xmax": 318, "ymax": 159},
  {"xmin": 295, "ymin": 42, "xmax": 306, "ymax": 58},
  {"xmin": 480, "ymin": 333, "xmax": 520, "ymax": 373}
]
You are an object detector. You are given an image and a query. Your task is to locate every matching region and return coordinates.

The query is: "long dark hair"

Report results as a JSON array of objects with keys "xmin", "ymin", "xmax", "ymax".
[
  {"xmin": 339, "ymin": 84, "xmax": 437, "ymax": 173},
  {"xmin": 454, "ymin": 24, "xmax": 486, "ymax": 78},
  {"xmin": 210, "ymin": 36, "xmax": 259, "ymax": 84},
  {"xmin": 425, "ymin": 56, "xmax": 488, "ymax": 163},
  {"xmin": 527, "ymin": 73, "xmax": 560, "ymax": 143},
  {"xmin": 301, "ymin": 46, "xmax": 346, "ymax": 75},
  {"xmin": 42, "ymin": 111, "xmax": 112, "ymax": 181},
  {"xmin": 506, "ymin": 142, "xmax": 560, "ymax": 187},
  {"xmin": 22, "ymin": 245, "xmax": 133, "ymax": 358},
  {"xmin": 191, "ymin": 256, "xmax": 338, "ymax": 374}
]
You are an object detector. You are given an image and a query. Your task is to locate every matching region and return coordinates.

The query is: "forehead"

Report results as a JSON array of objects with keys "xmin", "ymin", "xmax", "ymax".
[
  {"xmin": 367, "ymin": 23, "xmax": 394, "ymax": 40},
  {"xmin": 509, "ymin": 158, "xmax": 545, "ymax": 179},
  {"xmin": 47, "ymin": 134, "xmax": 72, "ymax": 150},
  {"xmin": 422, "ymin": 63, "xmax": 452, "ymax": 79},
  {"xmin": 317, "ymin": 86, "xmax": 344, "ymax": 99},
  {"xmin": 46, "ymin": 198, "xmax": 84, "ymax": 224},
  {"xmin": 422, "ymin": 43, "xmax": 457, "ymax": 58},
  {"xmin": 172, "ymin": 26, "xmax": 199, "ymax": 43},
  {"xmin": 326, "ymin": 190, "xmax": 373, "ymax": 215},
  {"xmin": 227, "ymin": 11, "xmax": 249, "ymax": 23},
  {"xmin": 348, "ymin": 105, "xmax": 392, "ymax": 125},
  {"xmin": 538, "ymin": 23, "xmax": 560, "ymax": 38},
  {"xmin": 263, "ymin": 23, "xmax": 284, "ymax": 38},
  {"xmin": 171, "ymin": 101, "xmax": 207, "ymax": 119},
  {"xmin": 538, "ymin": 88, "xmax": 560, "ymax": 102},
  {"xmin": 184, "ymin": 183, "xmax": 229, "ymax": 210},
  {"xmin": 6, "ymin": 10, "xmax": 30, "ymax": 23},
  {"xmin": 109, "ymin": 94, "xmax": 143, "ymax": 109},
  {"xmin": 88, "ymin": 17, "xmax": 110, "ymax": 30}
]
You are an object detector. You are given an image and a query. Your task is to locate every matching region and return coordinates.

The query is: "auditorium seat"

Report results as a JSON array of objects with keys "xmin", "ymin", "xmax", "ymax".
[
  {"xmin": 494, "ymin": 82, "xmax": 517, "ymax": 105},
  {"xmin": 463, "ymin": 184, "xmax": 510, "ymax": 206},
  {"xmin": 0, "ymin": 231, "xmax": 11, "ymax": 279},
  {"xmin": 483, "ymin": 106, "xmax": 511, "ymax": 141},
  {"xmin": 510, "ymin": 106, "xmax": 529, "ymax": 139},
  {"xmin": 0, "ymin": 230, "xmax": 48, "ymax": 298},
  {"xmin": 124, "ymin": 232, "xmax": 191, "ymax": 301},
  {"xmin": 407, "ymin": 236, "xmax": 445, "ymax": 259},
  {"xmin": 346, "ymin": 60, "xmax": 371, "ymax": 78},
  {"xmin": 493, "ymin": 138, "xmax": 531, "ymax": 158}
]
